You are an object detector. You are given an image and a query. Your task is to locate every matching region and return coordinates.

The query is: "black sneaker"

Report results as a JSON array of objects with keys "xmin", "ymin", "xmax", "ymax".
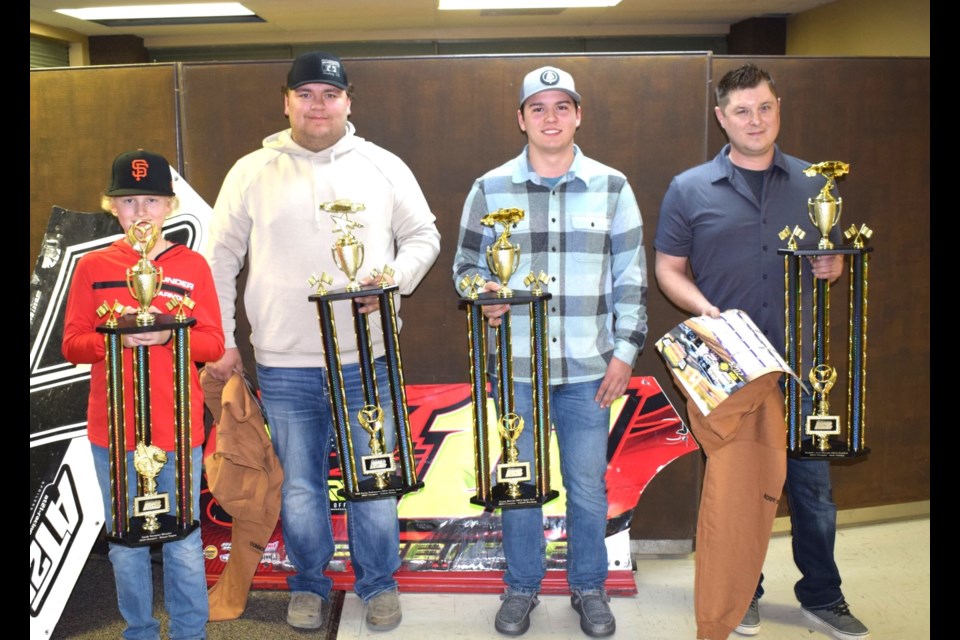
[
  {"xmin": 802, "ymin": 600, "xmax": 871, "ymax": 640},
  {"xmin": 571, "ymin": 590, "xmax": 616, "ymax": 637},
  {"xmin": 734, "ymin": 594, "xmax": 761, "ymax": 636},
  {"xmin": 495, "ymin": 590, "xmax": 539, "ymax": 636}
]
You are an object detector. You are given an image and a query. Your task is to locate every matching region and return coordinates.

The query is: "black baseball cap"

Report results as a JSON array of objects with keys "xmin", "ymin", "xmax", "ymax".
[
  {"xmin": 105, "ymin": 149, "xmax": 175, "ymax": 197},
  {"xmin": 287, "ymin": 51, "xmax": 349, "ymax": 91}
]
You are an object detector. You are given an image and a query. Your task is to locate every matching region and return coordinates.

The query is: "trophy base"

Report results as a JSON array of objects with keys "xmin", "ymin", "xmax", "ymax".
[
  {"xmin": 472, "ymin": 486, "xmax": 560, "ymax": 511},
  {"xmin": 339, "ymin": 478, "xmax": 425, "ymax": 501},
  {"xmin": 788, "ymin": 441, "xmax": 871, "ymax": 459},
  {"xmin": 106, "ymin": 515, "xmax": 200, "ymax": 547}
]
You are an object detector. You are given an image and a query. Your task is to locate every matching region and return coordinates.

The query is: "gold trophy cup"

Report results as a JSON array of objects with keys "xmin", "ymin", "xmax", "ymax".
[
  {"xmin": 804, "ymin": 161, "xmax": 849, "ymax": 249},
  {"xmin": 482, "ymin": 208, "xmax": 524, "ymax": 298},
  {"xmin": 125, "ymin": 220, "xmax": 163, "ymax": 325},
  {"xmin": 324, "ymin": 198, "xmax": 367, "ymax": 292}
]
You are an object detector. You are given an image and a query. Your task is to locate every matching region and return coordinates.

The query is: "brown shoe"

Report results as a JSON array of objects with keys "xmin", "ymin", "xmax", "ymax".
[
  {"xmin": 287, "ymin": 591, "xmax": 324, "ymax": 629},
  {"xmin": 366, "ymin": 589, "xmax": 402, "ymax": 631}
]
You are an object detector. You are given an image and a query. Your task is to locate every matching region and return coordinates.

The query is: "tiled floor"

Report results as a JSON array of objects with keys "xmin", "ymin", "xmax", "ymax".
[{"xmin": 335, "ymin": 517, "xmax": 929, "ymax": 639}]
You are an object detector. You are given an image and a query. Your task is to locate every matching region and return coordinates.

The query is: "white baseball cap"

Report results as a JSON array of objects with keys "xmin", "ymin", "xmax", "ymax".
[{"xmin": 519, "ymin": 66, "xmax": 581, "ymax": 108}]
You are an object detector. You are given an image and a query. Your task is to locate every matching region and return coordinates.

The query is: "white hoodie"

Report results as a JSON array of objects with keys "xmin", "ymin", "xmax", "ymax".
[{"xmin": 207, "ymin": 122, "xmax": 441, "ymax": 367}]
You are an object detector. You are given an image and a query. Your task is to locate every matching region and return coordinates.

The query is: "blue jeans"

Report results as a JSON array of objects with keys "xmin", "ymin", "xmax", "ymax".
[
  {"xmin": 92, "ymin": 444, "xmax": 208, "ymax": 640},
  {"xmin": 757, "ymin": 396, "xmax": 844, "ymax": 609},
  {"xmin": 494, "ymin": 377, "xmax": 610, "ymax": 594},
  {"xmin": 257, "ymin": 359, "xmax": 401, "ymax": 602}
]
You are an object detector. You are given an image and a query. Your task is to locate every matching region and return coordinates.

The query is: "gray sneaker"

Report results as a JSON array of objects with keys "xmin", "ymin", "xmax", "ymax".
[
  {"xmin": 734, "ymin": 595, "xmax": 761, "ymax": 636},
  {"xmin": 570, "ymin": 590, "xmax": 616, "ymax": 637},
  {"xmin": 366, "ymin": 589, "xmax": 402, "ymax": 631},
  {"xmin": 286, "ymin": 591, "xmax": 324, "ymax": 629},
  {"xmin": 802, "ymin": 600, "xmax": 871, "ymax": 640},
  {"xmin": 495, "ymin": 590, "xmax": 539, "ymax": 636}
]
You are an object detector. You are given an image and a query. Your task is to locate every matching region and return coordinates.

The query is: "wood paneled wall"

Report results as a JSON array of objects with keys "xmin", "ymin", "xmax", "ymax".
[{"xmin": 30, "ymin": 54, "xmax": 929, "ymax": 542}]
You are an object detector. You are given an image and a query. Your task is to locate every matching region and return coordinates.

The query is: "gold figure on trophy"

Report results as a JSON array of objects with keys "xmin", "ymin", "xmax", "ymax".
[
  {"xmin": 807, "ymin": 364, "xmax": 841, "ymax": 451},
  {"xmin": 804, "ymin": 161, "xmax": 850, "ymax": 249},
  {"xmin": 459, "ymin": 273, "xmax": 487, "ymax": 300},
  {"xmin": 524, "ymin": 271, "xmax": 549, "ymax": 297},
  {"xmin": 97, "ymin": 300, "xmax": 125, "ymax": 328},
  {"xmin": 358, "ymin": 404, "xmax": 392, "ymax": 490},
  {"xmin": 308, "ymin": 272, "xmax": 334, "ymax": 295},
  {"xmin": 323, "ymin": 199, "xmax": 367, "ymax": 292},
  {"xmin": 133, "ymin": 442, "xmax": 169, "ymax": 532},
  {"xmin": 125, "ymin": 220, "xmax": 164, "ymax": 326},
  {"xmin": 481, "ymin": 208, "xmax": 525, "ymax": 298},
  {"xmin": 497, "ymin": 413, "xmax": 526, "ymax": 499},
  {"xmin": 844, "ymin": 223, "xmax": 873, "ymax": 249},
  {"xmin": 166, "ymin": 294, "xmax": 195, "ymax": 322},
  {"xmin": 778, "ymin": 225, "xmax": 806, "ymax": 251}
]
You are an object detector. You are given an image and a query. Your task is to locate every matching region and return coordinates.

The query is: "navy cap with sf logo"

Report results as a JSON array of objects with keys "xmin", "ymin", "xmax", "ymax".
[{"xmin": 105, "ymin": 149, "xmax": 175, "ymax": 197}]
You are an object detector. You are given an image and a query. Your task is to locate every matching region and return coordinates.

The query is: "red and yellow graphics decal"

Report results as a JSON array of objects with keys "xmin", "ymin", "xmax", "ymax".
[{"xmin": 201, "ymin": 377, "xmax": 696, "ymax": 594}]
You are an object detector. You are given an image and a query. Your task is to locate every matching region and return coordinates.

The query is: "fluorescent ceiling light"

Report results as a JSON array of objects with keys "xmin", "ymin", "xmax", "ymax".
[
  {"xmin": 55, "ymin": 3, "xmax": 254, "ymax": 21},
  {"xmin": 439, "ymin": 0, "xmax": 621, "ymax": 9}
]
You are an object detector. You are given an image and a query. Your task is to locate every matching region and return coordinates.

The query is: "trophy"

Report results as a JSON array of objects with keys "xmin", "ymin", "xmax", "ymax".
[
  {"xmin": 804, "ymin": 161, "xmax": 849, "ymax": 249},
  {"xmin": 459, "ymin": 208, "xmax": 558, "ymax": 510},
  {"xmin": 96, "ymin": 220, "xmax": 199, "ymax": 546},
  {"xmin": 781, "ymin": 162, "xmax": 872, "ymax": 457},
  {"xmin": 308, "ymin": 199, "xmax": 422, "ymax": 501}
]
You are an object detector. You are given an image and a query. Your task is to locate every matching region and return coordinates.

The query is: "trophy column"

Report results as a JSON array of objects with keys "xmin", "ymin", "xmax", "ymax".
[{"xmin": 845, "ymin": 224, "xmax": 873, "ymax": 455}]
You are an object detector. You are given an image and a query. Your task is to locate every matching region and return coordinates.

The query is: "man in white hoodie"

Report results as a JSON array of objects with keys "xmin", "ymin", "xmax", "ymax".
[{"xmin": 205, "ymin": 51, "xmax": 440, "ymax": 632}]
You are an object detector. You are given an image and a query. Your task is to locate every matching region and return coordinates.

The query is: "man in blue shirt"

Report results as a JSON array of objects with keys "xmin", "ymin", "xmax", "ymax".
[
  {"xmin": 453, "ymin": 65, "xmax": 648, "ymax": 638},
  {"xmin": 655, "ymin": 62, "xmax": 869, "ymax": 640}
]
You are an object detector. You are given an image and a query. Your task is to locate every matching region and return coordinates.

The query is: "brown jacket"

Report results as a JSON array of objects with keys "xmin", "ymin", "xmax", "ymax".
[{"xmin": 201, "ymin": 369, "xmax": 283, "ymax": 622}]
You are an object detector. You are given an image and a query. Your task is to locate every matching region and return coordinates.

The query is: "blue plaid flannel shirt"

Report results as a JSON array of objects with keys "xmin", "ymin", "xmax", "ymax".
[{"xmin": 453, "ymin": 145, "xmax": 648, "ymax": 384}]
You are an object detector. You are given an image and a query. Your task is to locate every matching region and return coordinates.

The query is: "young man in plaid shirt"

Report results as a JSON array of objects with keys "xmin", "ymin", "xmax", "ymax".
[{"xmin": 452, "ymin": 65, "xmax": 648, "ymax": 638}]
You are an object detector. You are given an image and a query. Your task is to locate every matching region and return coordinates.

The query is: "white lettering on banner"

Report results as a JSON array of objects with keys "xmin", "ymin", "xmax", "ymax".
[{"xmin": 29, "ymin": 467, "xmax": 82, "ymax": 616}]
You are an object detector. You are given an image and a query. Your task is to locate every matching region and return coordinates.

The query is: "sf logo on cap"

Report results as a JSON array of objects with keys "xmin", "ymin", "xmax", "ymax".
[
  {"xmin": 540, "ymin": 69, "xmax": 560, "ymax": 86},
  {"xmin": 131, "ymin": 159, "xmax": 149, "ymax": 182}
]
